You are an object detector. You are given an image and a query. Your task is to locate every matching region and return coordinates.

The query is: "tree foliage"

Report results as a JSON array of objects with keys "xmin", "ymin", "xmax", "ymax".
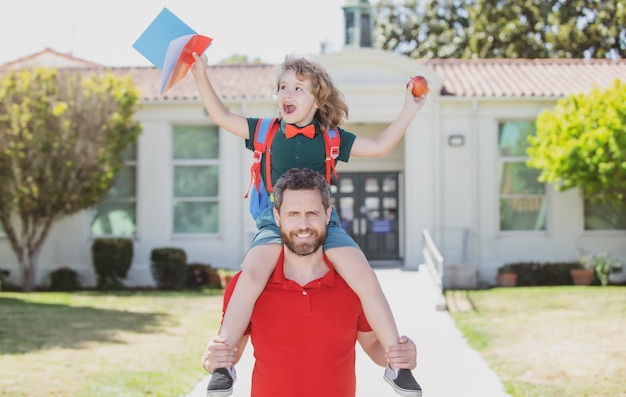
[
  {"xmin": 526, "ymin": 80, "xmax": 626, "ymax": 207},
  {"xmin": 374, "ymin": 0, "xmax": 626, "ymax": 59},
  {"xmin": 0, "ymin": 68, "xmax": 142, "ymax": 291},
  {"xmin": 374, "ymin": 0, "xmax": 471, "ymax": 58}
]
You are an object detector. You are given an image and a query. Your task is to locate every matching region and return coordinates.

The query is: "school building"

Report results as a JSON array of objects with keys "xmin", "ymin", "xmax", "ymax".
[{"xmin": 1, "ymin": 2, "xmax": 625, "ymax": 289}]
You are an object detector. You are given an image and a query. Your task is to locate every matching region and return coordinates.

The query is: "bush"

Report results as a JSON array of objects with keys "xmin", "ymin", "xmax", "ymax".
[
  {"xmin": 47, "ymin": 267, "xmax": 80, "ymax": 291},
  {"xmin": 186, "ymin": 263, "xmax": 211, "ymax": 289},
  {"xmin": 150, "ymin": 248, "xmax": 187, "ymax": 290},
  {"xmin": 91, "ymin": 238, "xmax": 133, "ymax": 290},
  {"xmin": 499, "ymin": 261, "xmax": 581, "ymax": 286},
  {"xmin": 0, "ymin": 268, "xmax": 10, "ymax": 292}
]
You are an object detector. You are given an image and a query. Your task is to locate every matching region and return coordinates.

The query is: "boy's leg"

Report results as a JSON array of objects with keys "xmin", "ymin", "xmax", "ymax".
[
  {"xmin": 327, "ymin": 247, "xmax": 399, "ymax": 350},
  {"xmin": 327, "ymin": 246, "xmax": 422, "ymax": 397},
  {"xmin": 207, "ymin": 243, "xmax": 281, "ymax": 397}
]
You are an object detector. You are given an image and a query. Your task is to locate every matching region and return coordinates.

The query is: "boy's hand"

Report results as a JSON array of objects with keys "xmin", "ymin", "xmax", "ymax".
[
  {"xmin": 191, "ymin": 52, "xmax": 209, "ymax": 77},
  {"xmin": 405, "ymin": 83, "xmax": 427, "ymax": 111},
  {"xmin": 201, "ymin": 335, "xmax": 238, "ymax": 373}
]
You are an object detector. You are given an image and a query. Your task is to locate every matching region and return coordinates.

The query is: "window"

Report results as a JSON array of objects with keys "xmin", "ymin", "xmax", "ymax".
[
  {"xmin": 584, "ymin": 199, "xmax": 626, "ymax": 230},
  {"xmin": 91, "ymin": 143, "xmax": 137, "ymax": 236},
  {"xmin": 498, "ymin": 121, "xmax": 546, "ymax": 231},
  {"xmin": 172, "ymin": 125, "xmax": 219, "ymax": 234}
]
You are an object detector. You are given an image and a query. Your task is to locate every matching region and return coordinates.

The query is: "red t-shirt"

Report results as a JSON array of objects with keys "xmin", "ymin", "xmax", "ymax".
[{"xmin": 223, "ymin": 252, "xmax": 371, "ymax": 397}]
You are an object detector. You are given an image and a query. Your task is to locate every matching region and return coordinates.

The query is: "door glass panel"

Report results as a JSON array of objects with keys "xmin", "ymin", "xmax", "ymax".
[
  {"xmin": 339, "ymin": 197, "xmax": 355, "ymax": 221},
  {"xmin": 339, "ymin": 197, "xmax": 355, "ymax": 233},
  {"xmin": 383, "ymin": 197, "xmax": 397, "ymax": 220},
  {"xmin": 364, "ymin": 197, "xmax": 380, "ymax": 219},
  {"xmin": 382, "ymin": 176, "xmax": 397, "ymax": 192},
  {"xmin": 364, "ymin": 177, "xmax": 380, "ymax": 192},
  {"xmin": 339, "ymin": 177, "xmax": 355, "ymax": 193}
]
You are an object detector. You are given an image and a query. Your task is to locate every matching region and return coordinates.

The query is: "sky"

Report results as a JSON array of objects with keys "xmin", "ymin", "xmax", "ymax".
[{"xmin": 0, "ymin": 0, "xmax": 350, "ymax": 67}]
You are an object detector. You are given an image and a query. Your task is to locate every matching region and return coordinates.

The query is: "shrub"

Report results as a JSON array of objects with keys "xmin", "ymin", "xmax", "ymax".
[
  {"xmin": 0, "ymin": 268, "xmax": 10, "ymax": 292},
  {"xmin": 91, "ymin": 238, "xmax": 133, "ymax": 290},
  {"xmin": 186, "ymin": 263, "xmax": 211, "ymax": 289},
  {"xmin": 47, "ymin": 267, "xmax": 80, "ymax": 291},
  {"xmin": 150, "ymin": 248, "xmax": 187, "ymax": 290},
  {"xmin": 498, "ymin": 261, "xmax": 581, "ymax": 286}
]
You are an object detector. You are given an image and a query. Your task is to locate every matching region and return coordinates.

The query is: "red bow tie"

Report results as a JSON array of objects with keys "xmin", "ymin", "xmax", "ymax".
[{"xmin": 284, "ymin": 123, "xmax": 316, "ymax": 139}]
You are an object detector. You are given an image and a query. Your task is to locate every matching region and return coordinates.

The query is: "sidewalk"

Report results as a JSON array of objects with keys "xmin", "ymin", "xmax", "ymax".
[{"xmin": 185, "ymin": 264, "xmax": 511, "ymax": 397}]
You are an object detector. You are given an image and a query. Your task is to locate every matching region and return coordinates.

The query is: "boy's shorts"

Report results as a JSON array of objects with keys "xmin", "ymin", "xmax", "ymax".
[{"xmin": 249, "ymin": 206, "xmax": 359, "ymax": 251}]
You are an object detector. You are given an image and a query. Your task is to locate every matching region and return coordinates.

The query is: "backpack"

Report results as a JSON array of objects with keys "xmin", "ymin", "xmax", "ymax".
[{"xmin": 245, "ymin": 118, "xmax": 341, "ymax": 218}]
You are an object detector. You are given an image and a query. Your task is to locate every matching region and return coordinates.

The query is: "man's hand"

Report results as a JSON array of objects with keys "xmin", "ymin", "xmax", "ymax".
[
  {"xmin": 201, "ymin": 335, "xmax": 238, "ymax": 373},
  {"xmin": 385, "ymin": 335, "xmax": 417, "ymax": 370}
]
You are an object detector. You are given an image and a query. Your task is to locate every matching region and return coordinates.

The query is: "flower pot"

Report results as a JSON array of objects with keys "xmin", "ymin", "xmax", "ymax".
[
  {"xmin": 570, "ymin": 268, "xmax": 594, "ymax": 286},
  {"xmin": 497, "ymin": 273, "xmax": 518, "ymax": 287},
  {"xmin": 218, "ymin": 272, "xmax": 235, "ymax": 289}
]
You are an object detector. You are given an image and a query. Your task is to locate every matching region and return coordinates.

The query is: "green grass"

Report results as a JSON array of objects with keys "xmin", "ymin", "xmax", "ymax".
[
  {"xmin": 448, "ymin": 287, "xmax": 626, "ymax": 397},
  {"xmin": 0, "ymin": 290, "xmax": 224, "ymax": 397}
]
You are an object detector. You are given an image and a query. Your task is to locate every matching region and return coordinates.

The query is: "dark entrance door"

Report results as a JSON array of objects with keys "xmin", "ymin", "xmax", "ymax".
[{"xmin": 331, "ymin": 172, "xmax": 400, "ymax": 261}]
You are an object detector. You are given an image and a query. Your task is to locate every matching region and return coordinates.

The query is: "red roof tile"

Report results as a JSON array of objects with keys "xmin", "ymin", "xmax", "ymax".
[
  {"xmin": 113, "ymin": 63, "xmax": 279, "ymax": 102},
  {"xmin": 422, "ymin": 58, "xmax": 626, "ymax": 97},
  {"xmin": 3, "ymin": 50, "xmax": 625, "ymax": 100}
]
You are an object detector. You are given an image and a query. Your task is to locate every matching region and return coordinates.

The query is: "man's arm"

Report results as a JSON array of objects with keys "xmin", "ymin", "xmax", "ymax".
[{"xmin": 357, "ymin": 333, "xmax": 417, "ymax": 369}]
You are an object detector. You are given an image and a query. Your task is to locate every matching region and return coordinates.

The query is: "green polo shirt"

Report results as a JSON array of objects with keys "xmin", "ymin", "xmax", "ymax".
[{"xmin": 246, "ymin": 118, "xmax": 356, "ymax": 189}]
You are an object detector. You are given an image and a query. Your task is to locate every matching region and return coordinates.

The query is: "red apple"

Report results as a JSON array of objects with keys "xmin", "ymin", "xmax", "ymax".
[{"xmin": 406, "ymin": 75, "xmax": 429, "ymax": 97}]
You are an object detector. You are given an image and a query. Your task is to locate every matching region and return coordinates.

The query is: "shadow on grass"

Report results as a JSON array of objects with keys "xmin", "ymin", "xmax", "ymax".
[{"xmin": 0, "ymin": 297, "xmax": 165, "ymax": 355}]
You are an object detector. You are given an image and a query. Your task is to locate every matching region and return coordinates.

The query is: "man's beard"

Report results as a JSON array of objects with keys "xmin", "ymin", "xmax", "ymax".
[{"xmin": 281, "ymin": 228, "xmax": 325, "ymax": 256}]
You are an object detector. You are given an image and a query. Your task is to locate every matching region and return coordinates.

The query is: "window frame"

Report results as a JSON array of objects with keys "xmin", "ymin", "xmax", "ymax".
[
  {"xmin": 90, "ymin": 143, "xmax": 138, "ymax": 238},
  {"xmin": 171, "ymin": 124, "xmax": 221, "ymax": 236},
  {"xmin": 497, "ymin": 120, "xmax": 548, "ymax": 234}
]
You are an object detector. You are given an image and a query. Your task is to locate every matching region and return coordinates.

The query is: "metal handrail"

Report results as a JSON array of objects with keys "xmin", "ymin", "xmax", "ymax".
[{"xmin": 422, "ymin": 228, "xmax": 447, "ymax": 311}]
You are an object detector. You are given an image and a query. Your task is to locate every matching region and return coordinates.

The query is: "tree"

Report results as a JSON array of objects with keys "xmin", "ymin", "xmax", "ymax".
[
  {"xmin": 0, "ymin": 68, "xmax": 142, "ymax": 291},
  {"xmin": 374, "ymin": 0, "xmax": 472, "ymax": 58},
  {"xmin": 373, "ymin": 0, "xmax": 626, "ymax": 59},
  {"xmin": 526, "ymin": 80, "xmax": 626, "ymax": 216}
]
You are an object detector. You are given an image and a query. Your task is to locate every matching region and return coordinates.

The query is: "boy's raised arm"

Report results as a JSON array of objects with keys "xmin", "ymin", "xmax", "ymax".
[{"xmin": 191, "ymin": 52, "xmax": 249, "ymax": 139}]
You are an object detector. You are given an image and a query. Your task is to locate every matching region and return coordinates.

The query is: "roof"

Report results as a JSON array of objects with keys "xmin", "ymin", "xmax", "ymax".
[
  {"xmin": 0, "ymin": 48, "xmax": 102, "ymax": 70},
  {"xmin": 115, "ymin": 64, "xmax": 280, "ymax": 102},
  {"xmin": 2, "ymin": 50, "xmax": 625, "ymax": 100},
  {"xmin": 423, "ymin": 58, "xmax": 626, "ymax": 98},
  {"xmin": 124, "ymin": 57, "xmax": 626, "ymax": 101}
]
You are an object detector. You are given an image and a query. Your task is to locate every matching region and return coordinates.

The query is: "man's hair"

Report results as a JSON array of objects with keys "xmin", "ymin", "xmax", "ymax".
[
  {"xmin": 273, "ymin": 168, "xmax": 331, "ymax": 211},
  {"xmin": 276, "ymin": 53, "xmax": 349, "ymax": 132}
]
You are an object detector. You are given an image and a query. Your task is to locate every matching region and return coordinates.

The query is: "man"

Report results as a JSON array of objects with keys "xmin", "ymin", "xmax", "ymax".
[{"xmin": 203, "ymin": 168, "xmax": 419, "ymax": 397}]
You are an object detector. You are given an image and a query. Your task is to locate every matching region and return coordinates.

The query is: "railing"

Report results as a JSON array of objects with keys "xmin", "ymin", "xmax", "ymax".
[{"xmin": 422, "ymin": 228, "xmax": 447, "ymax": 311}]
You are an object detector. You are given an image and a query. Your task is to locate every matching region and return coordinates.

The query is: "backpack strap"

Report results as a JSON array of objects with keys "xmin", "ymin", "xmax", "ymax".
[
  {"xmin": 245, "ymin": 119, "xmax": 341, "ymax": 198},
  {"xmin": 323, "ymin": 128, "xmax": 340, "ymax": 183},
  {"xmin": 244, "ymin": 118, "xmax": 279, "ymax": 198}
]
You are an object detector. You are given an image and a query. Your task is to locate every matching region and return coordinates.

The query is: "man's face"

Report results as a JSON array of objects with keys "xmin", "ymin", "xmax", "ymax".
[{"xmin": 275, "ymin": 189, "xmax": 330, "ymax": 256}]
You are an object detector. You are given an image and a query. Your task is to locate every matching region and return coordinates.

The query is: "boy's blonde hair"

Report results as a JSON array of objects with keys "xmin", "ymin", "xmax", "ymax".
[{"xmin": 276, "ymin": 53, "xmax": 349, "ymax": 132}]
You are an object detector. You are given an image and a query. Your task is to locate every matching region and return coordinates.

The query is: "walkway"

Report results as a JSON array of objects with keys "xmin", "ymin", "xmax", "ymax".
[{"xmin": 185, "ymin": 264, "xmax": 511, "ymax": 397}]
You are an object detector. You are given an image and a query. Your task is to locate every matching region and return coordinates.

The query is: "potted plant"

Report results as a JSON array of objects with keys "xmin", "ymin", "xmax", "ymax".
[
  {"xmin": 570, "ymin": 257, "xmax": 595, "ymax": 286},
  {"xmin": 496, "ymin": 264, "xmax": 518, "ymax": 287},
  {"xmin": 579, "ymin": 253, "xmax": 622, "ymax": 286}
]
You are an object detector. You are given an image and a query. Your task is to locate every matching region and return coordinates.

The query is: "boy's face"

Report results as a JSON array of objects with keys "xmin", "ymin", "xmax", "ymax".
[{"xmin": 277, "ymin": 70, "xmax": 318, "ymax": 127}]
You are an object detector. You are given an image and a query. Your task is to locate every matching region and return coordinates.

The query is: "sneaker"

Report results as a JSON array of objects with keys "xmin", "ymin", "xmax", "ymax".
[
  {"xmin": 384, "ymin": 365, "xmax": 423, "ymax": 397},
  {"xmin": 206, "ymin": 367, "xmax": 236, "ymax": 397}
]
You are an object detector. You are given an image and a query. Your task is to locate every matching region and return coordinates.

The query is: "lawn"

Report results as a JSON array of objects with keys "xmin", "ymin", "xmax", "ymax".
[
  {"xmin": 447, "ymin": 287, "xmax": 626, "ymax": 397},
  {"xmin": 0, "ymin": 290, "xmax": 224, "ymax": 397}
]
